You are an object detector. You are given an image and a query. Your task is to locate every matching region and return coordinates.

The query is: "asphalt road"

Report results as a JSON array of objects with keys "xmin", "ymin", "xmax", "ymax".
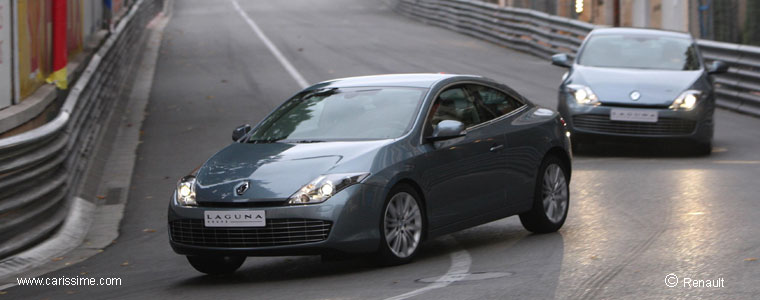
[{"xmin": 6, "ymin": 0, "xmax": 760, "ymax": 299}]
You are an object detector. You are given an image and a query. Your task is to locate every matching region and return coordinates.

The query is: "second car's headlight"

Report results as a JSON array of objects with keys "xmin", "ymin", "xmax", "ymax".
[
  {"xmin": 176, "ymin": 175, "xmax": 197, "ymax": 206},
  {"xmin": 566, "ymin": 84, "xmax": 599, "ymax": 105},
  {"xmin": 287, "ymin": 173, "xmax": 370, "ymax": 205},
  {"xmin": 670, "ymin": 90, "xmax": 702, "ymax": 110}
]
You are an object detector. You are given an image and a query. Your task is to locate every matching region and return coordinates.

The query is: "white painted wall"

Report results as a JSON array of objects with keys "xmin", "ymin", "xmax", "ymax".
[
  {"xmin": 83, "ymin": 0, "xmax": 104, "ymax": 44},
  {"xmin": 632, "ymin": 0, "xmax": 650, "ymax": 27},
  {"xmin": 660, "ymin": 0, "xmax": 688, "ymax": 32},
  {"xmin": 603, "ymin": 0, "xmax": 615, "ymax": 26},
  {"xmin": 0, "ymin": 0, "xmax": 11, "ymax": 109}
]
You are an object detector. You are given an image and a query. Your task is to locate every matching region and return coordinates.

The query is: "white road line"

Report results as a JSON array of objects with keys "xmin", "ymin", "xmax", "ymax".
[
  {"xmin": 230, "ymin": 0, "xmax": 310, "ymax": 89},
  {"xmin": 385, "ymin": 240, "xmax": 472, "ymax": 300},
  {"xmin": 713, "ymin": 160, "xmax": 760, "ymax": 165}
]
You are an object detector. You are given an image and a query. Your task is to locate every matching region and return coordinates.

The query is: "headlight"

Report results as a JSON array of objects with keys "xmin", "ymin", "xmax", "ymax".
[
  {"xmin": 287, "ymin": 173, "xmax": 370, "ymax": 205},
  {"xmin": 176, "ymin": 175, "xmax": 197, "ymax": 206},
  {"xmin": 670, "ymin": 90, "xmax": 702, "ymax": 110},
  {"xmin": 566, "ymin": 84, "xmax": 599, "ymax": 105}
]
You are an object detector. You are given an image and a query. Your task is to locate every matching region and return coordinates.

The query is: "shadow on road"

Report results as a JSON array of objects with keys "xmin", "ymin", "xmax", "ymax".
[{"xmin": 170, "ymin": 219, "xmax": 565, "ymax": 300}]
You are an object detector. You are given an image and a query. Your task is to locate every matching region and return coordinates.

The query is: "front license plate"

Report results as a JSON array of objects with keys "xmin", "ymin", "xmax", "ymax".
[
  {"xmin": 610, "ymin": 108, "xmax": 658, "ymax": 123},
  {"xmin": 204, "ymin": 210, "xmax": 265, "ymax": 227}
]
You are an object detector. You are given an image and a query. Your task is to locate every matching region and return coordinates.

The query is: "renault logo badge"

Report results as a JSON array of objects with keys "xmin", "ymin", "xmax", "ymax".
[
  {"xmin": 630, "ymin": 91, "xmax": 641, "ymax": 101},
  {"xmin": 235, "ymin": 181, "xmax": 249, "ymax": 196}
]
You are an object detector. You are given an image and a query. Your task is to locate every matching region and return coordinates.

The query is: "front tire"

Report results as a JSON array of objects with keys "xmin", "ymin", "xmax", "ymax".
[
  {"xmin": 376, "ymin": 184, "xmax": 425, "ymax": 266},
  {"xmin": 570, "ymin": 133, "xmax": 590, "ymax": 154},
  {"xmin": 571, "ymin": 140, "xmax": 581, "ymax": 154},
  {"xmin": 694, "ymin": 141, "xmax": 712, "ymax": 156},
  {"xmin": 187, "ymin": 255, "xmax": 245, "ymax": 275},
  {"xmin": 520, "ymin": 156, "xmax": 569, "ymax": 233}
]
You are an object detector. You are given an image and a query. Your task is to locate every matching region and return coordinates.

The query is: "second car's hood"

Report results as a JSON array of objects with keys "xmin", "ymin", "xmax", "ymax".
[
  {"xmin": 571, "ymin": 65, "xmax": 702, "ymax": 106},
  {"xmin": 194, "ymin": 140, "xmax": 390, "ymax": 203}
]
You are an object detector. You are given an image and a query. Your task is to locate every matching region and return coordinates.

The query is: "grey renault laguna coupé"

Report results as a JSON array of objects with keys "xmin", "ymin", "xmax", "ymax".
[{"xmin": 168, "ymin": 74, "xmax": 572, "ymax": 274}]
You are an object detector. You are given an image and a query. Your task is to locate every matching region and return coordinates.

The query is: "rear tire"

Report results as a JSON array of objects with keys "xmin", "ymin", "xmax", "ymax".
[
  {"xmin": 376, "ymin": 184, "xmax": 425, "ymax": 266},
  {"xmin": 187, "ymin": 255, "xmax": 245, "ymax": 275},
  {"xmin": 520, "ymin": 156, "xmax": 570, "ymax": 233}
]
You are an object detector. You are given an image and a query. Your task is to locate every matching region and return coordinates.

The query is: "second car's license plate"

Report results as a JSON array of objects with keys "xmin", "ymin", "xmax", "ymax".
[
  {"xmin": 204, "ymin": 210, "xmax": 265, "ymax": 227},
  {"xmin": 610, "ymin": 108, "xmax": 658, "ymax": 123}
]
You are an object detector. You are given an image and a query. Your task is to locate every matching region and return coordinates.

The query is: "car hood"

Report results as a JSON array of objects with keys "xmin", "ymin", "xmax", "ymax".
[
  {"xmin": 194, "ymin": 140, "xmax": 390, "ymax": 203},
  {"xmin": 571, "ymin": 65, "xmax": 702, "ymax": 106}
]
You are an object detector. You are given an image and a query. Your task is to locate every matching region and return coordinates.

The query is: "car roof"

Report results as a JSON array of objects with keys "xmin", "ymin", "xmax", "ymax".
[
  {"xmin": 589, "ymin": 27, "xmax": 693, "ymax": 40},
  {"xmin": 310, "ymin": 73, "xmax": 486, "ymax": 89}
]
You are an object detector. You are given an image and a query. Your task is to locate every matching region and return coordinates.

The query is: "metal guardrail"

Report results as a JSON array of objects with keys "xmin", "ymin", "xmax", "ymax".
[
  {"xmin": 0, "ymin": 0, "xmax": 164, "ymax": 259},
  {"xmin": 697, "ymin": 40, "xmax": 760, "ymax": 117},
  {"xmin": 388, "ymin": 0, "xmax": 760, "ymax": 117},
  {"xmin": 388, "ymin": 0, "xmax": 593, "ymax": 58}
]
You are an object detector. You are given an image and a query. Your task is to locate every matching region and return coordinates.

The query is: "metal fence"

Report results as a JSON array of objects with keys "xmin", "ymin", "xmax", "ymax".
[
  {"xmin": 0, "ymin": 0, "xmax": 164, "ymax": 259},
  {"xmin": 389, "ymin": 0, "xmax": 593, "ymax": 59},
  {"xmin": 387, "ymin": 0, "xmax": 760, "ymax": 117},
  {"xmin": 697, "ymin": 40, "xmax": 760, "ymax": 117}
]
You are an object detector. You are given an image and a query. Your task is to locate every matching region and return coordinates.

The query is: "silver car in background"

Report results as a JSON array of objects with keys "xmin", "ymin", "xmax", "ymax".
[{"xmin": 551, "ymin": 28, "xmax": 728, "ymax": 155}]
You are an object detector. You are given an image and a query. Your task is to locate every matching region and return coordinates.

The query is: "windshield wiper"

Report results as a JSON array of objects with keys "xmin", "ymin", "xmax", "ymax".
[
  {"xmin": 248, "ymin": 137, "xmax": 286, "ymax": 144},
  {"xmin": 291, "ymin": 139, "xmax": 325, "ymax": 143},
  {"xmin": 303, "ymin": 88, "xmax": 339, "ymax": 99},
  {"xmin": 248, "ymin": 138, "xmax": 326, "ymax": 144}
]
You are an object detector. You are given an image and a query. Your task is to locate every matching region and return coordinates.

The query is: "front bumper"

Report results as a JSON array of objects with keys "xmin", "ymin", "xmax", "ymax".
[
  {"xmin": 168, "ymin": 184, "xmax": 386, "ymax": 256},
  {"xmin": 558, "ymin": 94, "xmax": 713, "ymax": 143}
]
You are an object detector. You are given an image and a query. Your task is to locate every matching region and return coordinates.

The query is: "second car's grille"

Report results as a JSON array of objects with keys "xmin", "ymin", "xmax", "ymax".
[
  {"xmin": 573, "ymin": 114, "xmax": 696, "ymax": 136},
  {"xmin": 170, "ymin": 218, "xmax": 331, "ymax": 248}
]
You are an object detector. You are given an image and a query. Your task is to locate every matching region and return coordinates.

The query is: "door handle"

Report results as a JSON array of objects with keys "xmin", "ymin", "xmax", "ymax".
[{"xmin": 489, "ymin": 144, "xmax": 504, "ymax": 152}]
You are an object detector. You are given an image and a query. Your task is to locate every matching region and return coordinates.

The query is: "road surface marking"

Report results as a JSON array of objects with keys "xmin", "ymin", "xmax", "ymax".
[
  {"xmin": 713, "ymin": 160, "xmax": 760, "ymax": 165},
  {"xmin": 384, "ymin": 238, "xmax": 472, "ymax": 300},
  {"xmin": 231, "ymin": 0, "xmax": 309, "ymax": 89}
]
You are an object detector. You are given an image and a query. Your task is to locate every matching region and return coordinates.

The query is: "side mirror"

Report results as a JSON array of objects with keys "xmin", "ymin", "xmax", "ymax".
[
  {"xmin": 551, "ymin": 53, "xmax": 572, "ymax": 68},
  {"xmin": 427, "ymin": 120, "xmax": 466, "ymax": 142},
  {"xmin": 232, "ymin": 124, "xmax": 252, "ymax": 141},
  {"xmin": 707, "ymin": 60, "xmax": 728, "ymax": 75}
]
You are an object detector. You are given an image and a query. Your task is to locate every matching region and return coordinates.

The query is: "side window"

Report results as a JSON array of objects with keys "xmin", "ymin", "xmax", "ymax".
[
  {"xmin": 425, "ymin": 86, "xmax": 480, "ymax": 136},
  {"xmin": 431, "ymin": 87, "xmax": 480, "ymax": 126},
  {"xmin": 467, "ymin": 84, "xmax": 523, "ymax": 120}
]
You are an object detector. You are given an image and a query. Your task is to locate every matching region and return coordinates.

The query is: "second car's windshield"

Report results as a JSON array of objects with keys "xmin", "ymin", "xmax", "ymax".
[
  {"xmin": 248, "ymin": 87, "xmax": 426, "ymax": 142},
  {"xmin": 577, "ymin": 34, "xmax": 700, "ymax": 71}
]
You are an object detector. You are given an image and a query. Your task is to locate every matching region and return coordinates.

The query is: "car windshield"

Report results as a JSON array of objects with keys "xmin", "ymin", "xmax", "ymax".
[
  {"xmin": 577, "ymin": 34, "xmax": 701, "ymax": 71},
  {"xmin": 248, "ymin": 87, "xmax": 426, "ymax": 142}
]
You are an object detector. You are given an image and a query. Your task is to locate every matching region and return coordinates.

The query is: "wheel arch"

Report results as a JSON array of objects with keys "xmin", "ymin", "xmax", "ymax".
[
  {"xmin": 388, "ymin": 178, "xmax": 429, "ymax": 240},
  {"xmin": 545, "ymin": 146, "xmax": 572, "ymax": 181}
]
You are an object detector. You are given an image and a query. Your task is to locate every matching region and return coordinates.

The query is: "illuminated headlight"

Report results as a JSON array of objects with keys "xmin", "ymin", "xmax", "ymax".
[
  {"xmin": 670, "ymin": 90, "xmax": 702, "ymax": 110},
  {"xmin": 287, "ymin": 173, "xmax": 369, "ymax": 205},
  {"xmin": 566, "ymin": 84, "xmax": 599, "ymax": 105},
  {"xmin": 176, "ymin": 175, "xmax": 197, "ymax": 206}
]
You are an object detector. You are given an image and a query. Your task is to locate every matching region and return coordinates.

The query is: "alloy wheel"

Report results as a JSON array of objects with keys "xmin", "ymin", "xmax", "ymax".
[
  {"xmin": 383, "ymin": 192, "xmax": 422, "ymax": 258},
  {"xmin": 542, "ymin": 164, "xmax": 568, "ymax": 223}
]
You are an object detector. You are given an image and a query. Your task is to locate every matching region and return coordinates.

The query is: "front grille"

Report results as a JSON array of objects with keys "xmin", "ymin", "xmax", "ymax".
[
  {"xmin": 170, "ymin": 218, "xmax": 332, "ymax": 248},
  {"xmin": 573, "ymin": 114, "xmax": 696, "ymax": 136},
  {"xmin": 197, "ymin": 201, "xmax": 286, "ymax": 208},
  {"xmin": 599, "ymin": 102, "xmax": 669, "ymax": 109}
]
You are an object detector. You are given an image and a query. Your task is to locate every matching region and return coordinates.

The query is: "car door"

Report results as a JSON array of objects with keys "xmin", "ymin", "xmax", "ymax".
[
  {"xmin": 465, "ymin": 84, "xmax": 535, "ymax": 211},
  {"xmin": 419, "ymin": 85, "xmax": 509, "ymax": 229}
]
